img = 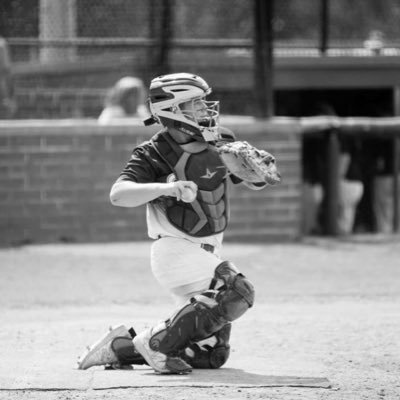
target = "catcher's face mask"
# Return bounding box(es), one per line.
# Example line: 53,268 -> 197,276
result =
179,98 -> 220,141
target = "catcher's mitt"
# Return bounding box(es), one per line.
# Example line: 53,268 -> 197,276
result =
216,141 -> 281,185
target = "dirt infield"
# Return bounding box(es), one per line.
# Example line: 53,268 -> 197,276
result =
1,236 -> 399,399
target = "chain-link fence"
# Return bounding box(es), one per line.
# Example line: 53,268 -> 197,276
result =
1,0 -> 400,119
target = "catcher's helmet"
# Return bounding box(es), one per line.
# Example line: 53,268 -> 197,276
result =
144,73 -> 220,141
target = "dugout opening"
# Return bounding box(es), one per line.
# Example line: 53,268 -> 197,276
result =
275,88 -> 394,118
276,88 -> 398,236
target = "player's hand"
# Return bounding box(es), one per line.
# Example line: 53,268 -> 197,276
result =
165,180 -> 198,201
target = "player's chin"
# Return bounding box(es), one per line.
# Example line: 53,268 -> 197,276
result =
198,119 -> 216,127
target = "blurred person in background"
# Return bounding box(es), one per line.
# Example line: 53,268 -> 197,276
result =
337,150 -> 364,234
372,140 -> 399,233
0,38 -> 17,118
98,76 -> 148,124
363,30 -> 385,56
302,102 -> 364,235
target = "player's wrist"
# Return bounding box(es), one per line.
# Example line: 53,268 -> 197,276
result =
163,182 -> 178,198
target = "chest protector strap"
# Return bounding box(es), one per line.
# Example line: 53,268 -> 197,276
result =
151,130 -> 230,237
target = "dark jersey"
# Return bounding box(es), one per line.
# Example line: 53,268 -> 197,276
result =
117,141 -> 171,184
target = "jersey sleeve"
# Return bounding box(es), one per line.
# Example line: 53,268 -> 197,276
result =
116,142 -> 166,183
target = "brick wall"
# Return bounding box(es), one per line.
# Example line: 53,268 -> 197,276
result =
0,118 -> 302,246
14,88 -> 107,119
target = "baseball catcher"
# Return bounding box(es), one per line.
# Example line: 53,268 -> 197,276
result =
77,72 -> 281,374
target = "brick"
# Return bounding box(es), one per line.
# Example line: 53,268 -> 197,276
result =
0,177 -> 26,190
71,135 -> 94,150
0,137 -> 10,148
8,136 -> 43,148
0,215 -> 40,230
41,136 -> 75,147
28,152 -> 89,166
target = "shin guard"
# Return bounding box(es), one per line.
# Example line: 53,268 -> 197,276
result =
149,261 -> 254,356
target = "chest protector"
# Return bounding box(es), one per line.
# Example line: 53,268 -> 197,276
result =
151,129 -> 230,237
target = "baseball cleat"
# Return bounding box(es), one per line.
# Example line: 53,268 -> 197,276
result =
77,324 -> 131,370
132,328 -> 192,374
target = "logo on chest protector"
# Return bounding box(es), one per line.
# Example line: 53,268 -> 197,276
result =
201,168 -> 217,179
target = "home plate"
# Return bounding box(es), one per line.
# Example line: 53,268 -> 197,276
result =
90,365 -> 331,389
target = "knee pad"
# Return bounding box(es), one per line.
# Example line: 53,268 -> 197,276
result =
213,261 -> 255,321
149,261 -> 254,356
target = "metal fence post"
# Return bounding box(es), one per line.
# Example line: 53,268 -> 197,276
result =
253,0 -> 274,118
319,0 -> 329,55
147,0 -> 173,78
156,0 -> 173,76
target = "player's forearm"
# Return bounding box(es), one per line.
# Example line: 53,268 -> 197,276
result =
110,181 -> 174,207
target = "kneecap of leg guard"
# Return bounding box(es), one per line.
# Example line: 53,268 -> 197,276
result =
214,261 -> 255,321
